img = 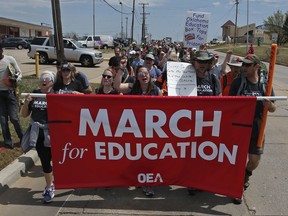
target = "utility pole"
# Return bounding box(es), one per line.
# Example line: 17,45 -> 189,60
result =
126,17 -> 128,39
51,0 -> 66,65
120,1 -> 123,39
234,0 -> 239,45
131,0 -> 135,43
93,0 -> 96,49
139,2 -> 149,44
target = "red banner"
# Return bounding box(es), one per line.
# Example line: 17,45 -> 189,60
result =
47,95 -> 256,198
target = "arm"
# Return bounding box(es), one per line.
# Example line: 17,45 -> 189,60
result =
221,50 -> 232,76
113,69 -> 133,94
21,94 -> 32,118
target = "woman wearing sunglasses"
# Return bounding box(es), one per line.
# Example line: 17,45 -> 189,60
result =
21,70 -> 56,204
95,68 -> 121,95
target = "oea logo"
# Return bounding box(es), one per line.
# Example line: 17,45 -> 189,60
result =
137,173 -> 163,183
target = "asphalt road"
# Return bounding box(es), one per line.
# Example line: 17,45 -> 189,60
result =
0,48 -> 288,216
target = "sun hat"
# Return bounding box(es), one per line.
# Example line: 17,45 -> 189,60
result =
194,51 -> 213,61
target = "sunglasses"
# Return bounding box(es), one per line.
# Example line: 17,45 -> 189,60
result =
102,74 -> 112,79
196,60 -> 209,64
39,77 -> 52,82
138,71 -> 149,76
61,69 -> 71,73
242,63 -> 254,67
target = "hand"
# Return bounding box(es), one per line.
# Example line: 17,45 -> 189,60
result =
24,94 -> 32,104
263,98 -> 276,112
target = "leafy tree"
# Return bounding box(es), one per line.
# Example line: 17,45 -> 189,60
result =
263,10 -> 288,45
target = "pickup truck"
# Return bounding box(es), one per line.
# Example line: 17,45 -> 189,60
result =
27,37 -> 103,67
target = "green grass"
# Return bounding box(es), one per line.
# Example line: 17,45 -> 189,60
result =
215,43 -> 288,66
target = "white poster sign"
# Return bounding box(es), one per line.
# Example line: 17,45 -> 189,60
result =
167,61 -> 197,96
183,11 -> 210,48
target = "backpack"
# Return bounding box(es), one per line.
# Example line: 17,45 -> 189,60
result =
236,69 -> 267,96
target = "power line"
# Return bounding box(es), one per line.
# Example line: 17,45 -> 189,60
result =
102,0 -> 131,15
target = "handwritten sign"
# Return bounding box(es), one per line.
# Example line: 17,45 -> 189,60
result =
167,61 -> 197,96
184,11 -> 210,48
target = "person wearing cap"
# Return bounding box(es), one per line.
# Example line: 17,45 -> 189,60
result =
208,50 -> 232,80
191,51 -> 222,96
53,63 -> 84,94
65,63 -> 92,94
220,56 -> 242,96
131,50 -> 144,71
143,53 -> 162,82
21,70 -> 56,203
229,54 -> 276,204
0,43 -> 23,149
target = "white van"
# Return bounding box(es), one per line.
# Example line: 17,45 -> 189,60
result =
78,35 -> 114,49
98,35 -> 114,49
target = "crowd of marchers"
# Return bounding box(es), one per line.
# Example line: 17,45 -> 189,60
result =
0,40 -> 276,204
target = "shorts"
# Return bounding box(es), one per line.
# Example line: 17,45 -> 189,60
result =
249,119 -> 264,155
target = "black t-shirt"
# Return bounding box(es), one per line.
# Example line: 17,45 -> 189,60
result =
53,79 -> 84,93
29,89 -> 52,124
229,76 -> 275,119
197,73 -> 222,96
95,87 -> 119,95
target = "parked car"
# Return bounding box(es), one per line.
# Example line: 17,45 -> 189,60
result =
0,37 -> 30,49
113,38 -> 129,47
27,36 -> 103,67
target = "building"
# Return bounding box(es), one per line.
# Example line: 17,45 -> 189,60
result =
0,17 -> 52,39
221,20 -> 272,44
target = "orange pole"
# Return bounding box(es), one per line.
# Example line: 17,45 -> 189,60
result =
257,44 -> 277,147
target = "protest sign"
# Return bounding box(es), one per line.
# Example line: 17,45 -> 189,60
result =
47,95 -> 256,199
184,11 -> 210,48
167,61 -> 197,96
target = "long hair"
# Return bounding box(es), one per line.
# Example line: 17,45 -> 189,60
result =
131,65 -> 158,95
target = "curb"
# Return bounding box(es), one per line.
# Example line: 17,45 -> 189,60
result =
0,149 -> 39,193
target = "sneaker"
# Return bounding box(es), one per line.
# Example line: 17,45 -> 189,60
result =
42,182 -> 55,196
233,197 -> 243,205
43,188 -> 55,203
142,186 -> 154,197
244,170 -> 252,190
187,187 -> 202,195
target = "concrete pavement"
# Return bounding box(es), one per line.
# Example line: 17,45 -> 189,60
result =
0,49 -> 288,215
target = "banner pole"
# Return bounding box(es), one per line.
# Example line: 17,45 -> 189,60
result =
21,93 -> 47,98
256,96 -> 287,101
257,44 -> 278,148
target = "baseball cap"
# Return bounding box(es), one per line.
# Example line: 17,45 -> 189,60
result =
129,50 -> 136,55
145,53 -> 155,60
227,57 -> 242,67
61,63 -> 73,71
242,54 -> 261,64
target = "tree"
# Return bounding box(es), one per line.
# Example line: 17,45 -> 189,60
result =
263,10 -> 288,45
63,32 -> 79,40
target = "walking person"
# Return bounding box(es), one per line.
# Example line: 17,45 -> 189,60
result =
229,54 -> 276,204
0,43 -> 23,149
53,63 -> 84,94
95,68 -> 121,95
21,70 -> 56,203
114,65 -> 162,196
220,56 -> 242,96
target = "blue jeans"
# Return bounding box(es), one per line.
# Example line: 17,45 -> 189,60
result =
0,90 -> 23,146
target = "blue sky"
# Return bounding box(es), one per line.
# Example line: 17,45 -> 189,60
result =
0,0 -> 287,42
